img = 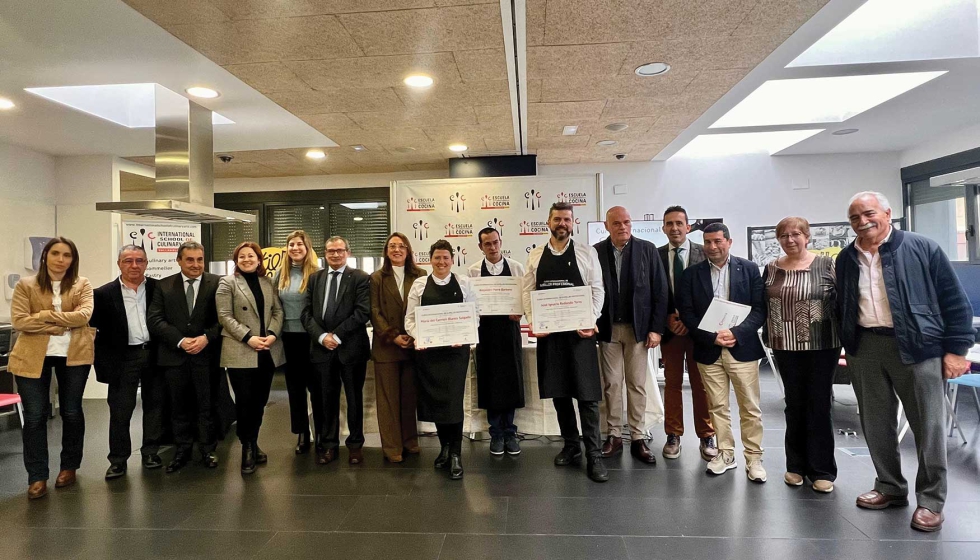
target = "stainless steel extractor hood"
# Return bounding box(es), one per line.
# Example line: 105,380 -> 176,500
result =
97,84 -> 255,224
929,166 -> 980,188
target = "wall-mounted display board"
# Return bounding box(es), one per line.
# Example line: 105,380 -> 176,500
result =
747,220 -> 903,266
587,218 -> 725,247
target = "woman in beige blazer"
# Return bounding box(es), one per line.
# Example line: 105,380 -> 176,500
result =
370,232 -> 426,463
9,237 -> 94,499
216,241 -> 285,475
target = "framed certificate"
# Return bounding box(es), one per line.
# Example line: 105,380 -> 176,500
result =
415,302 -> 480,348
530,286 -> 594,334
470,276 -> 523,316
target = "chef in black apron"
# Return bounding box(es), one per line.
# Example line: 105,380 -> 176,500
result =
404,239 -> 479,480
522,202 -> 608,482
468,227 -> 525,456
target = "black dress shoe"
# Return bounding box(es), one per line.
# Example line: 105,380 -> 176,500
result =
295,433 -> 311,455
241,443 -> 257,475
255,445 -> 268,465
142,454 -> 163,469
433,445 -> 451,470
587,456 -> 609,483
449,453 -> 464,480
202,452 -> 219,469
554,444 -> 583,466
105,463 -> 127,480
316,448 -> 337,465
166,454 -> 189,473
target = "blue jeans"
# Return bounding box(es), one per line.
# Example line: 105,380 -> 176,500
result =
18,357 -> 90,484
487,408 -> 517,439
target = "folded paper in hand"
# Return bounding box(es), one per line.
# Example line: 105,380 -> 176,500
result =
698,298 -> 752,332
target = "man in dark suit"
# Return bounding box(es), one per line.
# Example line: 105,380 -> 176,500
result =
301,236 -> 371,465
147,241 -> 223,472
594,206 -> 668,463
90,245 -> 164,479
658,206 -> 716,462
677,223 -> 767,482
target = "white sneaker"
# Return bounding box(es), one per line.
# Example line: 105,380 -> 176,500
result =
746,461 -> 768,483
706,453 -> 737,475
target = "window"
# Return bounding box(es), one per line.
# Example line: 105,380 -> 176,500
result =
209,208 -> 259,275
909,180 -> 971,261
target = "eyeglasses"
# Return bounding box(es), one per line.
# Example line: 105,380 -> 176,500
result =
387,244 -> 408,251
777,232 -> 806,241
325,249 -> 348,255
121,259 -> 147,265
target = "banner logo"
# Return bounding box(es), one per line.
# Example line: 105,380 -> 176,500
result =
449,192 -> 466,213
454,246 -> 468,267
525,243 -> 539,254
444,222 -> 474,238
557,191 -> 588,206
524,189 -> 543,210
486,218 -> 505,237
481,194 -> 510,209
414,251 -> 431,265
262,247 -> 285,278
501,249 -> 512,259
519,220 -> 550,236
407,197 -> 436,212
412,219 -> 430,241
574,217 -> 582,236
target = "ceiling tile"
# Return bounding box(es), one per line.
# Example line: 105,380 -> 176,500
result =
435,0 -> 497,5
527,44 -> 630,79
527,135 -> 592,149
423,124 -> 513,144
298,112 -> 362,134
533,148 -> 585,165
394,80 -> 511,109
406,162 -> 450,171
213,162 -> 280,178
475,104 -> 514,126
526,0 -> 546,46
618,38 -> 705,73
526,79 -> 543,103
599,97 -> 666,120
534,121 -> 598,138
223,62 -> 312,93
619,67 -> 699,97
528,101 -> 605,122
267,88 -> 405,114
354,163 -> 413,173
217,149 -> 304,166
698,34 -> 785,71
122,0 -> 229,25
667,69 -> 745,112
733,0 -> 829,37
337,5 -> 503,56
454,49 -> 509,82
655,113 -> 701,129
284,53 -> 461,90
208,0 -> 436,20
349,107 -> 478,129
483,137 -> 520,152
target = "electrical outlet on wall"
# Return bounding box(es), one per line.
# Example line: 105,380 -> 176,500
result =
5,273 -> 21,301
613,184 -> 628,195
792,178 -> 810,190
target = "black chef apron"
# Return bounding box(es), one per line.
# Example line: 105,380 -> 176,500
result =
475,259 -> 525,410
414,274 -> 471,424
534,240 -> 602,401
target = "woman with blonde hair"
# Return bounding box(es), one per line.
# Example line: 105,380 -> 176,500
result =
9,237 -> 95,499
274,230 -> 322,454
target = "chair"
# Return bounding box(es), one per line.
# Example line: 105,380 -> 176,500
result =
0,393 -> 25,428
947,374 -> 980,439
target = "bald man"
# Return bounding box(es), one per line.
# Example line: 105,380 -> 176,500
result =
594,206 -> 669,462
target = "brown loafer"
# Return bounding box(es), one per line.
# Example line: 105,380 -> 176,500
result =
28,480 -> 48,500
600,436 -> 623,457
348,448 -> 363,465
55,469 -> 76,489
385,454 -> 404,463
856,490 -> 909,510
316,448 -> 336,465
630,440 -> 657,464
911,507 -> 944,532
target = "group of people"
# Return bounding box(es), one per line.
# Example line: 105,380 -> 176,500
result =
7,191 -> 974,532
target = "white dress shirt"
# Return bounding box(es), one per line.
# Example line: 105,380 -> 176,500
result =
177,273 -> 203,348
856,227 -> 895,328
404,272 -> 479,340
467,257 -> 527,279
119,276 -> 149,345
45,281 -> 71,357
709,256 -> 731,301
391,265 -> 406,299
318,265 -> 348,346
667,239 -> 691,291
522,239 -> 605,326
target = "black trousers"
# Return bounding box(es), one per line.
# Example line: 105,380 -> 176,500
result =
436,421 -> 464,455
487,408 -> 517,438
553,398 -> 602,459
282,332 -> 323,435
314,354 -> 367,450
107,346 -> 165,464
19,357 -> 89,483
773,348 -> 841,482
166,361 -> 216,455
227,364 -> 275,444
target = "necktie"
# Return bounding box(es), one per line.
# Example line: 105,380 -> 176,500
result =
324,271 -> 339,319
673,247 -> 685,292
185,278 -> 197,315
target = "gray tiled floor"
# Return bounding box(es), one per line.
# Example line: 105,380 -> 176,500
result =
1,367 -> 979,560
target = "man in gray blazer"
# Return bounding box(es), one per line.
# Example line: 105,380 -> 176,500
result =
657,206 -> 716,462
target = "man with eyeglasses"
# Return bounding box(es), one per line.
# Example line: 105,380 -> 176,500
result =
90,244 -> 165,479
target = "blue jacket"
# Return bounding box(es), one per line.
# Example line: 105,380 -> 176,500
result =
836,229 -> 975,365
677,255 -> 767,365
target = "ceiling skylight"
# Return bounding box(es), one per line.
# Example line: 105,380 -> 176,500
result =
24,84 -> 234,128
672,130 -> 824,158
789,0 -> 980,67
709,72 -> 946,129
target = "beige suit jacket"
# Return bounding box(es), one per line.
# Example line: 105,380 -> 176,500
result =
216,274 -> 286,369
9,276 -> 95,378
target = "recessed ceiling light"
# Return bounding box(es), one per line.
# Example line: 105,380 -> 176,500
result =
319,206 -> 325,210
709,72 -> 946,128
306,149 -> 326,160
351,145 -> 367,152
0,98 -> 14,110
832,128 -> 860,135
605,123 -> 629,132
562,125 -> 579,136
185,86 -> 220,99
448,144 -> 468,153
673,130 -> 825,158
635,62 -> 670,77
393,146 -> 416,153
353,216 -> 364,222
404,75 -> 434,88
342,202 -> 381,210
596,140 -> 618,146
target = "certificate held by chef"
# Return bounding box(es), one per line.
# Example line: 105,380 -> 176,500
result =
470,276 -> 523,315
530,286 -> 594,334
415,302 -> 480,347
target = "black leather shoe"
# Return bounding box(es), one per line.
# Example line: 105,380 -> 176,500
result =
105,463 -> 127,480
202,452 -> 219,469
295,433 -> 311,455
554,444 -> 583,466
449,453 -> 464,480
166,453 -> 189,473
255,445 -> 268,465
241,443 -> 256,475
587,456 -> 609,483
433,445 -> 451,470
142,454 -> 163,469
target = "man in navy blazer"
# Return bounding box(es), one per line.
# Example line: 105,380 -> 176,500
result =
677,223 -> 767,482
594,206 -> 668,463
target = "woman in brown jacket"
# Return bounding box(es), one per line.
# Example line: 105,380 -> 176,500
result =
370,232 -> 426,463
9,237 -> 95,499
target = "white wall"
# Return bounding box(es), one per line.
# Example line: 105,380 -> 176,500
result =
901,122 -> 980,167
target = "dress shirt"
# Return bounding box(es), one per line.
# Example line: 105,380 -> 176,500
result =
612,239 -> 630,289
318,265 -> 347,346
521,239 -> 605,326
709,256 -> 731,301
391,265 -> 406,299
667,239 -> 691,291
856,227 -> 894,328
45,280 -> 71,357
467,257 -> 527,278
404,272 -> 479,340
119,276 -> 149,345
177,273 -> 203,348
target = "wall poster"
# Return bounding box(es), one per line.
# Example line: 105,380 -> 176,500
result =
587,218 -> 725,247
123,220 -> 201,279
747,219 -> 903,266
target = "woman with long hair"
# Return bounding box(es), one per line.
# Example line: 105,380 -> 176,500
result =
274,230 -> 322,454
9,237 -> 95,499
216,242 -> 286,474
369,232 -> 426,463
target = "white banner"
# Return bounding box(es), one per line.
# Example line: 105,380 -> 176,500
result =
393,175 -> 600,274
587,218 -> 725,248
123,220 -> 201,279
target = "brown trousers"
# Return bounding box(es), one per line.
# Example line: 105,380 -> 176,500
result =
662,333 -> 714,438
374,360 -> 420,459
